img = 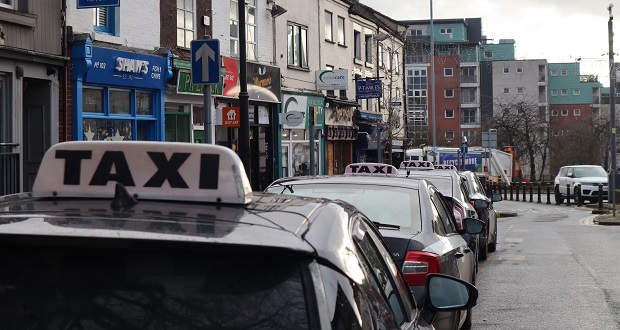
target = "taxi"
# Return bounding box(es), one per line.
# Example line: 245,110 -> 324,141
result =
265,162 -> 484,330
0,142 -> 477,329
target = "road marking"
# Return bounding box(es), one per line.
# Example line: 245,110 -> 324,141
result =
579,215 -> 597,226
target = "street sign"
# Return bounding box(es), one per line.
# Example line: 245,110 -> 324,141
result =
482,130 -> 497,148
191,39 -> 220,85
461,140 -> 468,154
356,80 -> 383,99
77,0 -> 119,8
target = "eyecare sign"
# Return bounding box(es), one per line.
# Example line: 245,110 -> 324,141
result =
84,47 -> 170,89
316,70 -> 348,90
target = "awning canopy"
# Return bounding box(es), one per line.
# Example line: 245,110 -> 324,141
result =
355,110 -> 383,123
325,96 -> 361,108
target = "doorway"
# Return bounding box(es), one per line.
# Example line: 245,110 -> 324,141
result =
22,78 -> 51,191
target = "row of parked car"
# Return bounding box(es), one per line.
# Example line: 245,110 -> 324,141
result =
0,142 -> 499,329
266,160 -> 503,330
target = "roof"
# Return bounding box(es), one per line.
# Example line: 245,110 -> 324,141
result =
271,174 -> 425,190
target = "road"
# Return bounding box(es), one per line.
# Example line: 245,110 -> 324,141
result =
473,200 -> 620,329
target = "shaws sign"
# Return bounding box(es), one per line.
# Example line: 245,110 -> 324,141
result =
316,70 -> 348,90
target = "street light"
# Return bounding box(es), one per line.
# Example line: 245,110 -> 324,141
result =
430,0 -> 436,149
608,3 -> 617,215
374,33 -> 389,163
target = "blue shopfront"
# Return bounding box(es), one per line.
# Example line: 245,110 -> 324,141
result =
71,35 -> 173,141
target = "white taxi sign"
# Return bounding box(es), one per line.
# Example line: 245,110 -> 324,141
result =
31,141 -> 253,204
399,160 -> 435,170
344,163 -> 398,176
435,164 -> 457,170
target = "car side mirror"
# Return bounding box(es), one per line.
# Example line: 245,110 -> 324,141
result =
473,199 -> 489,209
424,273 -> 478,312
463,217 -> 485,235
492,193 -> 502,202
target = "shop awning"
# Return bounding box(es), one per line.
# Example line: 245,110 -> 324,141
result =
325,96 -> 360,108
355,109 -> 383,123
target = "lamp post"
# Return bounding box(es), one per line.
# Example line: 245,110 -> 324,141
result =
430,0 -> 436,148
609,3 -> 617,216
238,0 -> 251,181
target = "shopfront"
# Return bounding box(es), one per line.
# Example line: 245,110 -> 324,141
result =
324,96 -> 358,175
280,92 -> 325,177
71,36 -> 173,141
355,110 -> 386,163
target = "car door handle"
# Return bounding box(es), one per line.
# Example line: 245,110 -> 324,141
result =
455,252 -> 465,258
463,248 -> 472,254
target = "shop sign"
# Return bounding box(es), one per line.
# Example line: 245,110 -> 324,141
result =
327,126 -> 356,140
246,62 -> 281,102
282,94 -> 325,129
325,107 -> 354,126
222,107 -> 240,127
316,70 -> 348,90
356,80 -> 383,99
85,47 -> 170,89
222,57 -> 240,98
177,70 -> 223,95
77,0 -> 119,8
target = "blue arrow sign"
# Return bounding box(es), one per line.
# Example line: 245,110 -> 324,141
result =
461,141 -> 468,154
191,39 -> 220,85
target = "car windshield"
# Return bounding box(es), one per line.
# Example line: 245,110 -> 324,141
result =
268,183 -> 422,231
573,167 -> 607,178
0,244 -> 311,329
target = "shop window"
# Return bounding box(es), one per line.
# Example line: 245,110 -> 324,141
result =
83,87 -> 103,113
110,90 -> 130,114
137,91 -> 153,115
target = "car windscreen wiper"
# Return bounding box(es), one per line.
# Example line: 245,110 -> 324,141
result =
372,221 -> 401,230
280,185 -> 294,194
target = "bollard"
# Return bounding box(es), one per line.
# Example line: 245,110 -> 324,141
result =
515,183 -> 520,201
537,183 -> 542,203
510,183 -> 514,200
546,184 -> 551,204
576,185 -> 582,206
566,184 -> 571,206
529,183 -> 534,202
598,183 -> 604,211
503,183 -> 508,200
522,182 -> 527,202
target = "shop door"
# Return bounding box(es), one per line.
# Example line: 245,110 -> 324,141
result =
250,127 -> 273,191
165,112 -> 191,142
0,74 -> 20,195
22,78 -> 51,191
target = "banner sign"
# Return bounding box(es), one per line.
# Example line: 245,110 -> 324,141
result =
356,80 -> 383,99
439,153 -> 483,172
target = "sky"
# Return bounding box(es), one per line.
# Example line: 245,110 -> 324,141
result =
360,0 -> 616,87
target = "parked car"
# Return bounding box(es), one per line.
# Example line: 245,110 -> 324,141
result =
459,170 -> 502,256
0,142 -> 479,329
265,162 -> 484,330
554,165 -> 608,204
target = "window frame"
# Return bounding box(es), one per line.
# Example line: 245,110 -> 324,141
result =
503,67 -> 510,74
484,50 -> 493,59
517,87 -> 524,95
287,22 -> 309,69
354,30 -> 362,62
560,89 -> 568,96
552,109 -> 559,116
444,130 -> 455,140
560,69 -> 568,76
445,109 -> 454,118
573,89 -> 581,96
439,28 -> 453,34
230,0 -> 256,60
365,34 -> 373,64
551,89 -> 558,96
503,88 -> 510,94
94,7 -> 116,35
550,69 -> 558,76
444,68 -> 453,77
444,89 -> 454,98
516,67 -> 524,74
0,0 -> 14,10
324,11 -> 333,42
561,109 -> 569,116
176,0 -> 195,49
337,16 -> 345,45
574,108 -> 581,116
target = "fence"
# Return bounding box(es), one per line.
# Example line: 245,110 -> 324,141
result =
1,143 -> 20,196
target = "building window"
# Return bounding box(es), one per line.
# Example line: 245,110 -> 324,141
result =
444,89 -> 454,98
550,69 -> 558,76
365,34 -> 372,63
378,43 -> 383,68
461,109 -> 477,124
354,30 -> 362,61
445,130 -> 455,140
440,28 -> 452,34
573,89 -> 581,96
503,88 -> 510,94
393,52 -> 400,74
484,50 -> 493,59
561,109 -> 568,116
410,29 -> 423,36
503,67 -> 510,74
230,0 -> 256,60
177,0 -> 194,48
551,89 -> 558,96
574,108 -> 581,116
561,89 -> 568,96
0,0 -> 14,9
288,23 -> 308,68
94,7 -> 116,35
516,67 -> 523,74
325,11 -> 333,42
517,87 -> 524,94
560,69 -> 568,76
445,109 -> 454,118
552,109 -> 559,116
337,16 -> 345,45
444,68 -> 453,77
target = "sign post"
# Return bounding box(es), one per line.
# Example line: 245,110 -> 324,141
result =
191,38 -> 220,144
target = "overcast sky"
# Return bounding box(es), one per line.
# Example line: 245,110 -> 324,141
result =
360,0 -> 616,86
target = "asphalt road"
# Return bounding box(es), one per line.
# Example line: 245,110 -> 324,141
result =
472,200 -> 620,329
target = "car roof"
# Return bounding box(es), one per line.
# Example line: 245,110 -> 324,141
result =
270,174 -> 426,189
0,142 -> 370,281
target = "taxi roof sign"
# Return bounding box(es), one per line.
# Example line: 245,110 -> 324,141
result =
399,160 -> 435,170
32,141 -> 253,204
435,164 -> 457,170
344,163 -> 398,176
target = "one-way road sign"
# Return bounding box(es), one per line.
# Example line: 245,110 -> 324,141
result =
191,39 -> 220,85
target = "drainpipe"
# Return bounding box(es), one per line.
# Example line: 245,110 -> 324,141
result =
61,0 -> 68,142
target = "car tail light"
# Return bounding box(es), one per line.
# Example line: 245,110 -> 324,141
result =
453,202 -> 465,230
401,251 -> 441,286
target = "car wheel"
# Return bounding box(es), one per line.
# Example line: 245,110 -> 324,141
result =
478,232 -> 488,261
488,219 -> 497,252
555,185 -> 564,205
461,308 -> 473,330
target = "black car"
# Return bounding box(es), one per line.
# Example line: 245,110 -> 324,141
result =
459,171 -> 502,257
265,162 -> 484,330
0,141 -> 478,329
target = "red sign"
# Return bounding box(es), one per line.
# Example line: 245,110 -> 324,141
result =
222,107 -> 240,127
222,57 -> 239,97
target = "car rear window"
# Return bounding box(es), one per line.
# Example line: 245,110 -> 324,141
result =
0,242 -> 311,329
274,183 -> 422,231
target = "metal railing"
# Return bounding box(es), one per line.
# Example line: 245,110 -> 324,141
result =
1,143 -> 20,196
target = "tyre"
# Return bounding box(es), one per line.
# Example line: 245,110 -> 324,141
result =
555,185 -> 564,204
461,308 -> 472,329
488,217 -> 497,252
478,231 -> 488,261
